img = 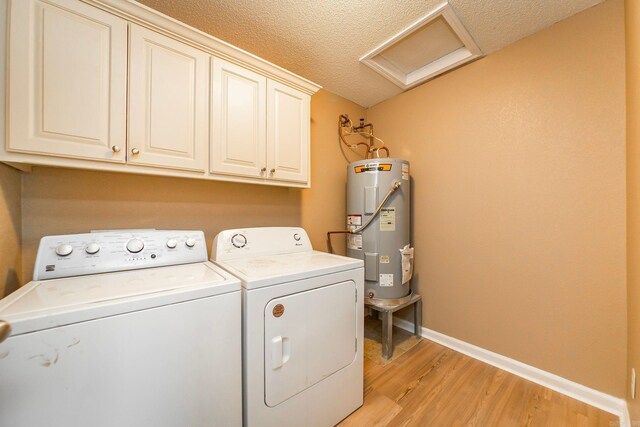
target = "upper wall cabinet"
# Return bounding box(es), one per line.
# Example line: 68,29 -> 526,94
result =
211,58 -> 267,178
8,0 -> 128,162
128,24 -> 210,172
2,0 -> 321,187
210,58 -> 311,185
267,80 -> 310,184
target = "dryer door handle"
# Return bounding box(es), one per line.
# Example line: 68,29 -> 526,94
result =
271,336 -> 290,369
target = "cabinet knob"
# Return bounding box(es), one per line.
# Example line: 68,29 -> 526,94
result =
261,167 -> 267,174
131,148 -> 140,155
111,145 -> 121,153
270,168 -> 276,175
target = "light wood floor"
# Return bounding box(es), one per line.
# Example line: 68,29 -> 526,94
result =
339,319 -> 618,427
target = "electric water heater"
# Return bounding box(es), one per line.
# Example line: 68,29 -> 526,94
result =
346,158 -> 413,300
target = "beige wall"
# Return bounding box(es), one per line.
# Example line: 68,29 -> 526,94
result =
0,163 -> 21,297
626,0 -> 640,420
19,89 -> 364,282
302,90 -> 366,254
0,0 -> 19,297
21,167 -> 301,281
367,0 -> 627,396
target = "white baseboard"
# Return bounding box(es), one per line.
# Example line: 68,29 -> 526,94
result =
392,317 -> 629,425
621,405 -> 631,427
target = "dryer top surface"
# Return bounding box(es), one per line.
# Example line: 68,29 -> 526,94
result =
215,251 -> 363,289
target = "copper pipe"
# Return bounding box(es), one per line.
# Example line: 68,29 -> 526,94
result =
375,146 -> 390,158
353,122 -> 375,152
353,122 -> 373,133
338,120 -> 370,159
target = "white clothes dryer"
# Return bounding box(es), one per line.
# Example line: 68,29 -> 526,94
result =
211,227 -> 364,427
0,230 -> 242,427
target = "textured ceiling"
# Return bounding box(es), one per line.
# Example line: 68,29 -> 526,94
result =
136,0 -> 604,107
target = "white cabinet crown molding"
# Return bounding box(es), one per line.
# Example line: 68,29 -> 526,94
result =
82,0 -> 321,96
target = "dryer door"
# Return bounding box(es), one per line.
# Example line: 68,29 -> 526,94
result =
264,280 -> 357,407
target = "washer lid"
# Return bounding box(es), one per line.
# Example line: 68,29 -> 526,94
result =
0,262 -> 240,335
216,251 -> 363,289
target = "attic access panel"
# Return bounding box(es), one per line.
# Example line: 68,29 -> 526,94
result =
360,2 -> 481,90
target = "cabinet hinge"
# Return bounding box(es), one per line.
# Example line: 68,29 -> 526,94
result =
355,338 -> 358,352
355,288 -> 358,303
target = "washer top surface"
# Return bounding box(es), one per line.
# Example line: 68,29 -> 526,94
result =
1,230 -> 242,336
211,227 -> 363,289
1,262 -> 240,336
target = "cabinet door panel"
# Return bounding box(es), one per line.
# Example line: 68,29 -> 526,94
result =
267,80 -> 310,184
128,24 -> 209,172
211,58 -> 266,178
8,0 -> 127,162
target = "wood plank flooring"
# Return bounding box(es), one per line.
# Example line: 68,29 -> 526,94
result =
339,318 -> 618,427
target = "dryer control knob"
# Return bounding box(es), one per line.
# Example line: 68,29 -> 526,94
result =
55,244 -> 73,257
231,234 -> 247,248
85,243 -> 100,255
293,233 -> 301,241
126,238 -> 144,253
185,238 -> 197,248
166,239 -> 178,249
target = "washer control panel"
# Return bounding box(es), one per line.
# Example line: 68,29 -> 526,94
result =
211,227 -> 312,262
33,230 -> 207,280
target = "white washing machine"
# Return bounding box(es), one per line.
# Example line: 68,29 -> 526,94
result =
211,227 -> 365,427
0,230 -> 242,427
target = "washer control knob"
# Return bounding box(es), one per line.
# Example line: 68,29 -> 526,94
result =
231,234 -> 247,248
85,243 -> 100,255
55,244 -> 73,257
166,239 -> 178,249
185,238 -> 197,248
293,233 -> 301,241
126,238 -> 144,253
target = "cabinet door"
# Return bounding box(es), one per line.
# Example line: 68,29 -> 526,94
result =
267,80 -> 310,184
211,58 -> 267,178
8,0 -> 127,162
128,24 -> 209,172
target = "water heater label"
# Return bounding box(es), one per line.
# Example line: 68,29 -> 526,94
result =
402,163 -> 409,180
379,273 -> 394,287
354,163 -> 392,173
347,234 -> 362,250
380,207 -> 396,231
347,214 -> 362,226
